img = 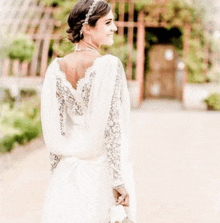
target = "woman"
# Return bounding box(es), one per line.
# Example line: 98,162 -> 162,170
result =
40,0 -> 136,222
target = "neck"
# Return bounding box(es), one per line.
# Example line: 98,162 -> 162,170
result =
78,39 -> 100,52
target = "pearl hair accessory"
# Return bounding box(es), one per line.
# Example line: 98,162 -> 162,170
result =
79,0 -> 105,37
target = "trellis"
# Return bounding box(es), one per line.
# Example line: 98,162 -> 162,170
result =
0,0 -> 138,79
0,0 -> 199,104
0,0 -> 56,78
111,0 -> 192,103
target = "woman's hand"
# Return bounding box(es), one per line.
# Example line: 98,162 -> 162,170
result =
113,187 -> 129,207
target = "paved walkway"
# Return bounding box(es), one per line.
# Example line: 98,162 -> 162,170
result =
1,102 -> 220,222
136,99 -> 184,112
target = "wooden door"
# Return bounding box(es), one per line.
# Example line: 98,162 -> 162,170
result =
145,44 -> 177,99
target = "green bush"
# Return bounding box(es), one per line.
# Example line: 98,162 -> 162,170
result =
42,0 -> 60,7
18,96 -> 40,120
185,39 -> 206,83
0,96 -> 42,153
13,118 -> 40,141
20,89 -> 37,99
0,135 -> 17,152
53,39 -> 74,57
3,89 -> 16,109
7,34 -> 35,62
203,92 -> 220,110
0,124 -> 22,136
14,133 -> 27,145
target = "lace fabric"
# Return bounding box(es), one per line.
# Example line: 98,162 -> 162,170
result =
104,64 -> 124,188
49,152 -> 61,174
52,57 -> 124,188
41,55 -> 136,223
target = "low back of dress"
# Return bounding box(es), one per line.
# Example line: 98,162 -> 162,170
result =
54,55 -> 105,160
57,53 -> 100,90
56,53 -> 100,116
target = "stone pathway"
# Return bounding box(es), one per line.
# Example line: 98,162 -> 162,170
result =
1,106 -> 220,222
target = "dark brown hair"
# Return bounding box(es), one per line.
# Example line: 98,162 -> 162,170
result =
66,0 -> 111,43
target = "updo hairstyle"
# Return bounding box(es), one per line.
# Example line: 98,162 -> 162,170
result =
66,0 -> 111,43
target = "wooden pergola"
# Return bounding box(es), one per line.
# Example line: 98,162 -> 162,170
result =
0,0 -> 206,106
0,0 -> 56,78
110,0 -> 192,105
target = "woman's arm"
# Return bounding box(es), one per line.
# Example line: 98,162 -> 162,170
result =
103,59 -> 125,189
49,152 -> 61,174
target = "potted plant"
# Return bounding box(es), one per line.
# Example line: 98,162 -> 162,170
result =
203,92 -> 220,111
7,34 -> 35,63
3,34 -> 35,104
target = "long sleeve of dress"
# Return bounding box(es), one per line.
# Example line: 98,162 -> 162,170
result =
49,152 -> 61,174
103,59 -> 125,189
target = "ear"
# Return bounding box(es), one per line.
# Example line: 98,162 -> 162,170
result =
82,24 -> 92,36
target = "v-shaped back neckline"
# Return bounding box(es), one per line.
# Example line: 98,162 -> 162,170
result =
55,56 -> 103,93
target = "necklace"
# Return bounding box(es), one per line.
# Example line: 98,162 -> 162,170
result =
74,43 -> 100,55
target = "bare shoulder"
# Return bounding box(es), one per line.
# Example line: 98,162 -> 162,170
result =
57,52 -> 102,87
59,53 -> 118,68
60,52 -> 101,71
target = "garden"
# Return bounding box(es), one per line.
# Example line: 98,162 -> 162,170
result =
1,0 -> 220,156
0,91 -> 42,153
0,34 -> 41,154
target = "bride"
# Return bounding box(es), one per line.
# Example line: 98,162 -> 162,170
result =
40,0 -> 136,222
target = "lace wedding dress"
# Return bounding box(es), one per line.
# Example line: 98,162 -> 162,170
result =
40,54 -> 136,223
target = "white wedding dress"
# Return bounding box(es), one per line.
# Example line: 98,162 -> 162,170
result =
40,54 -> 136,223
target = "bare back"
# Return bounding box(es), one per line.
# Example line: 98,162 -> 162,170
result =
58,52 -> 101,90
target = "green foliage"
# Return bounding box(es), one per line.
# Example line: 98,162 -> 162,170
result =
13,118 -> 40,141
0,108 -> 25,127
3,89 -> 16,109
41,0 -> 77,33
53,39 -> 74,57
144,31 -> 158,72
0,28 -> 11,59
186,35 -> 206,83
165,0 -> 198,25
54,1 -> 77,24
134,0 -> 153,11
136,0 -> 206,82
20,89 -> 37,98
145,31 -> 158,49
14,134 -> 27,145
101,35 -> 137,77
41,0 -> 61,7
184,39 -> 206,83
40,0 -> 208,83
133,0 -> 206,82
0,124 -> 21,134
42,0 -> 77,7
0,135 -> 17,153
18,95 -> 41,120
6,34 -> 35,62
171,36 -> 183,54
203,92 -> 220,110
0,96 -> 42,154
